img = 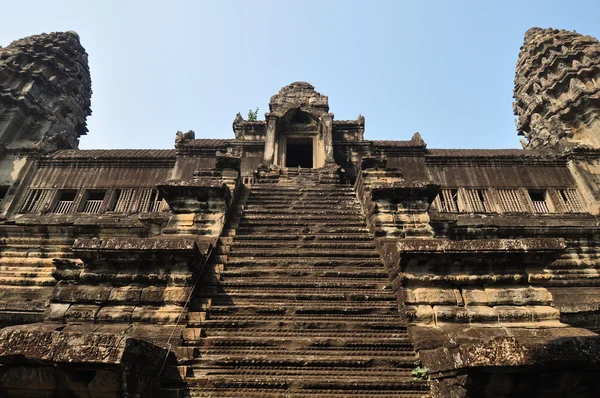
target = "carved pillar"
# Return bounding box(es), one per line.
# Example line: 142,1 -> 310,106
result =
322,113 -> 334,163
263,114 -> 277,164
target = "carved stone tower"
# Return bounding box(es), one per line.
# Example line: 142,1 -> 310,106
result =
514,28 -> 600,151
0,31 -> 92,152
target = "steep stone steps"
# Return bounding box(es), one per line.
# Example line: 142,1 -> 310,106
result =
233,233 -> 374,241
216,269 -> 389,279
228,248 -> 380,258
238,216 -> 364,229
215,277 -> 389,288
242,206 -> 362,212
200,305 -> 398,317
186,376 -> 427,398
239,214 -> 365,222
235,226 -> 370,234
244,197 -> 357,204
224,258 -> 384,267
230,240 -> 377,249
182,173 -> 428,397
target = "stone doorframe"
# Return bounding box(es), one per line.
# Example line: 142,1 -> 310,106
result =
275,133 -> 325,169
264,112 -> 333,168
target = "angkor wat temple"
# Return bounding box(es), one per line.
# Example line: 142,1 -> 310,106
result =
1,27 -> 600,397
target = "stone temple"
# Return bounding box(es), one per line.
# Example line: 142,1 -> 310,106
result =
2,27 -> 600,397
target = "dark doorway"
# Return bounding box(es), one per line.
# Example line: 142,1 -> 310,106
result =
286,138 -> 313,168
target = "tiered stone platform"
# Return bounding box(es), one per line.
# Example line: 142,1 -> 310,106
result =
176,169 -> 429,397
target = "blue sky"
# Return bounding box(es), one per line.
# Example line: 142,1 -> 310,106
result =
2,0 -> 600,150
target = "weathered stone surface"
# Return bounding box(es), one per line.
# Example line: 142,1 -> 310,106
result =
514,27 -> 600,151
0,31 -> 91,152
2,28 -> 600,397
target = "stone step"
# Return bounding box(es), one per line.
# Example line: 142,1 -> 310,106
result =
237,219 -> 367,227
548,259 -> 600,268
537,276 -> 600,286
197,349 -> 417,361
209,289 -> 394,299
0,257 -> 62,266
202,298 -> 399,311
216,269 -> 389,279
0,265 -> 56,272
250,184 -> 353,190
240,213 -> 364,221
0,269 -> 54,279
214,279 -> 389,290
246,196 -> 356,202
228,249 -> 380,258
544,267 -> 600,274
243,205 -> 362,211
225,258 -> 383,267
202,315 -> 403,327
0,250 -> 73,259
249,189 -> 355,195
201,335 -> 411,348
194,354 -> 417,369
235,226 -> 370,234
199,305 -> 397,318
184,376 -> 428,398
232,233 -> 374,241
245,197 -> 356,204
195,328 -> 408,339
186,388 -> 427,398
0,275 -> 56,286
230,241 -> 376,249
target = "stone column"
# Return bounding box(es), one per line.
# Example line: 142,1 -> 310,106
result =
263,114 -> 277,164
322,113 -> 334,163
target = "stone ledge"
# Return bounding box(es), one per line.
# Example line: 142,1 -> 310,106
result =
0,328 -> 166,368
410,324 -> 600,375
393,237 -> 566,253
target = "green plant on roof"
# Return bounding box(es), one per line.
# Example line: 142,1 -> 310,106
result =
247,107 -> 259,121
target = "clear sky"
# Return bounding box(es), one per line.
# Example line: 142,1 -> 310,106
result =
2,0 -> 600,150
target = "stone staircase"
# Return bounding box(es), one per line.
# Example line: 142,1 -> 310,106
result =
180,168 -> 429,397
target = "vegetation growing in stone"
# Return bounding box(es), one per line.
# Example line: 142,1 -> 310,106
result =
411,365 -> 429,380
247,107 -> 259,121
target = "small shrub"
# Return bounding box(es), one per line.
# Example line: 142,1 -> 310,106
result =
247,107 -> 259,121
411,365 -> 428,380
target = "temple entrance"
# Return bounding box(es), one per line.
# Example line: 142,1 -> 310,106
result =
285,137 -> 313,168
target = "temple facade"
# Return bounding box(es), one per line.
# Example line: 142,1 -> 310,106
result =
0,28 -> 600,397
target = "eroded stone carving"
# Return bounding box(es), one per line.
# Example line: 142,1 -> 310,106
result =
0,31 -> 91,152
514,27 -> 600,151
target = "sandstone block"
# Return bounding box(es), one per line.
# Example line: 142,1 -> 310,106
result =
434,305 -> 469,323
485,287 -> 552,306
495,305 -> 532,323
467,306 -> 498,323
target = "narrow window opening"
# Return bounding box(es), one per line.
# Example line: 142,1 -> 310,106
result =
437,189 -> 459,212
497,189 -> 527,213
140,188 -> 167,212
464,189 -> 494,213
21,189 -> 51,213
108,189 -> 135,213
528,190 -> 549,213
557,188 -> 584,213
80,190 -> 106,213
52,190 -> 77,214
